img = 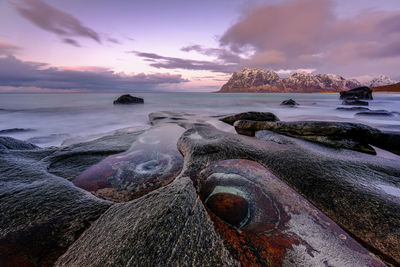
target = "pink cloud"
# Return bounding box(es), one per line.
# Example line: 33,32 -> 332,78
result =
11,0 -> 100,46
0,40 -> 21,56
218,0 -> 400,73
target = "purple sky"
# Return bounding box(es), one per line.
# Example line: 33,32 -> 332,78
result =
0,0 -> 399,92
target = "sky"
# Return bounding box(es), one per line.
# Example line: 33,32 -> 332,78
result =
0,0 -> 399,92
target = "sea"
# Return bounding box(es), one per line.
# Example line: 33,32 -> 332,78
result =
0,92 -> 399,147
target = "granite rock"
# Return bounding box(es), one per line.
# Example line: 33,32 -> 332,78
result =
55,177 -> 239,267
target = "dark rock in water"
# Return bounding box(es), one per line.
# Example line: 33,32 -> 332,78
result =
340,86 -> 373,100
0,128 -> 34,134
0,136 -> 38,150
233,120 -> 379,154
219,111 -> 279,125
342,99 -> 369,106
55,177 -> 238,266
113,94 -> 144,104
0,145 -> 112,267
336,107 -> 370,111
356,110 -> 393,116
281,99 -> 298,106
177,124 -> 390,266
72,124 -> 184,202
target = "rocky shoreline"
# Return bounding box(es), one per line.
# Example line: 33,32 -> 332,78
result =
1,108 -> 399,266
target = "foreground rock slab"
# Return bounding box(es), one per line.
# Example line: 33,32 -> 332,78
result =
56,177 -> 238,267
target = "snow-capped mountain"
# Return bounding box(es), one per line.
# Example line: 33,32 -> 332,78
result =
219,68 -> 361,93
366,75 -> 397,87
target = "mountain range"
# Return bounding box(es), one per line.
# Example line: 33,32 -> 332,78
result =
218,68 -> 398,93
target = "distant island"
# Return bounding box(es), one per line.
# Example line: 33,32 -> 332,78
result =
218,68 -> 400,93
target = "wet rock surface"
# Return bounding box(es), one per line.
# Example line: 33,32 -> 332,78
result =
113,94 -> 144,104
340,86 -> 373,100
0,136 -> 39,150
73,124 -> 184,202
336,107 -> 370,111
233,120 -> 380,154
219,111 -> 279,125
45,128 -> 145,180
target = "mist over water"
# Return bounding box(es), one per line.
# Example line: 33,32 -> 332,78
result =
0,92 -> 399,147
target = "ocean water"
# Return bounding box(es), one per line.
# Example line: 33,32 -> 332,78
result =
0,92 -> 399,147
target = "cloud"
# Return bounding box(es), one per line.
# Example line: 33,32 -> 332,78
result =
107,37 -> 122,45
11,0 -> 101,45
63,38 -> 81,47
0,40 -> 21,55
130,51 -> 238,73
181,44 -> 242,63
0,56 -> 187,92
219,0 -> 400,70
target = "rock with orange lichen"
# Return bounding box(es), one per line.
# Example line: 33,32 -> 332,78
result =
177,121 -> 399,265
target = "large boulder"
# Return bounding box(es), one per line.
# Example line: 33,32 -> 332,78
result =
113,94 -> 144,104
340,86 -> 373,100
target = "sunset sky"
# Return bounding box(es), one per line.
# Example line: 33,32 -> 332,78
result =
0,0 -> 399,92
